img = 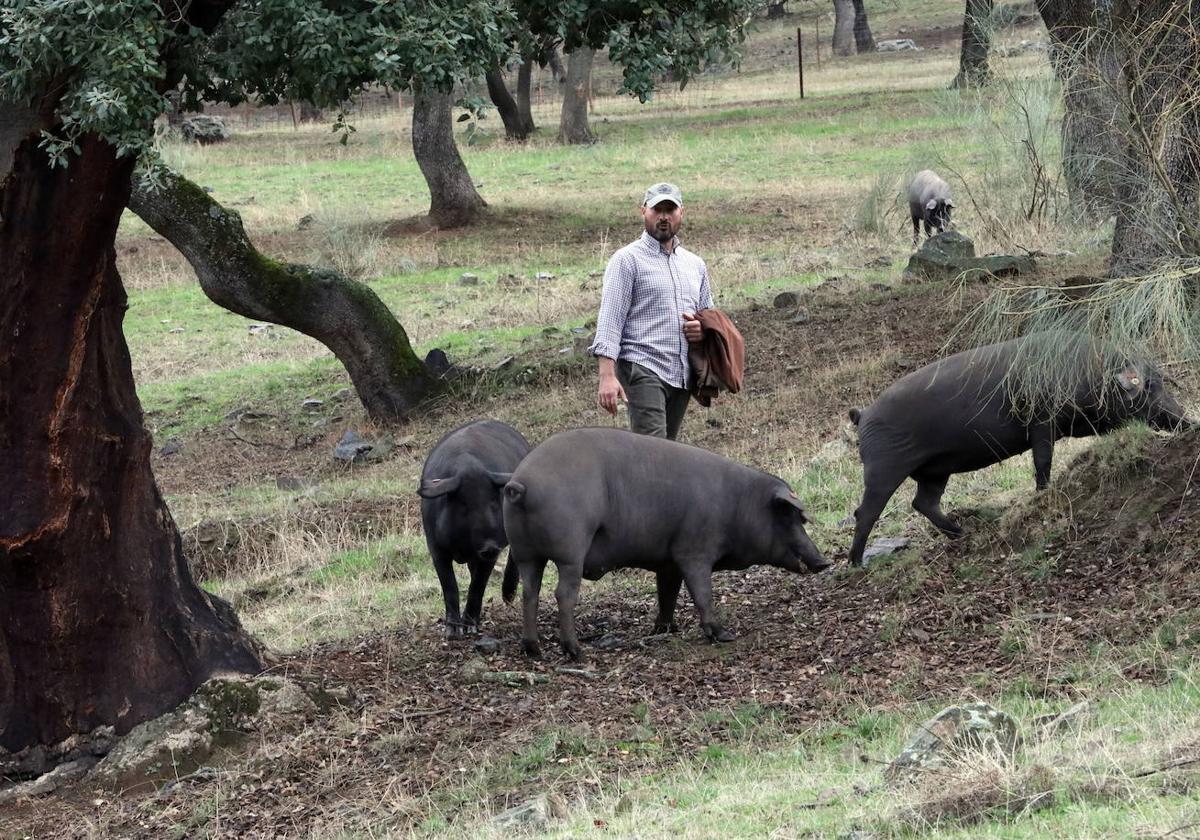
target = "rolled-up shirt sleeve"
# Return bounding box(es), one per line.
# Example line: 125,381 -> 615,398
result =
588,251 -> 634,359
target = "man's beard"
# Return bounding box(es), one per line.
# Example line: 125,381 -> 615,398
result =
647,221 -> 677,242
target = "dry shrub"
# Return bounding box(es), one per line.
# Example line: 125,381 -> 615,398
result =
903,762 -> 1057,828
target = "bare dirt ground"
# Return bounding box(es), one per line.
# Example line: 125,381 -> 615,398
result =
6,259 -> 1200,838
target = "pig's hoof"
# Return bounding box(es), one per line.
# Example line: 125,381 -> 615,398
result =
462,620 -> 479,635
652,620 -> 679,635
705,626 -> 736,644
562,642 -> 583,661
445,621 -> 466,639
521,639 -> 542,658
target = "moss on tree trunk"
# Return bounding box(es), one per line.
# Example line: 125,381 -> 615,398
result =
127,169 -> 439,420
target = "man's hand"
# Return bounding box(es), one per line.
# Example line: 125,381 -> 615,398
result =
682,311 -> 703,344
598,372 -> 626,416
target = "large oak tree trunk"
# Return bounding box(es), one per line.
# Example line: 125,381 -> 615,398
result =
559,48 -> 596,144
485,67 -> 533,141
411,89 -> 487,228
852,0 -> 876,53
1036,0 -> 1124,219
127,169 -> 439,421
1108,0 -> 1200,275
950,0 -> 994,88
0,108 -> 262,751
832,0 -> 856,56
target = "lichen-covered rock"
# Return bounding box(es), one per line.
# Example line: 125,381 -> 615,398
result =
904,233 -> 1036,283
886,702 -> 1022,782
493,793 -> 568,830
903,231 -> 976,281
93,676 -> 315,790
179,114 -> 231,144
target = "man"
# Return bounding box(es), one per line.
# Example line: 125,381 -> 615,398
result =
589,182 -> 713,440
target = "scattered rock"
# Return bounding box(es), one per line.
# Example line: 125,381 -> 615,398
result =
179,114 -> 230,144
572,328 -> 594,355
333,430 -> 374,464
329,387 -> 354,403
159,437 -> 183,457
905,232 -> 1036,283
248,323 -> 274,336
886,702 -> 1022,782
296,214 -> 315,231
301,398 -> 324,413
493,793 -> 568,831
474,636 -> 502,655
535,271 -> 555,281
876,38 -> 920,52
458,659 -> 549,687
168,327 -> 185,334
494,356 -> 515,370
93,676 -> 315,791
458,272 -> 480,286
0,757 -> 98,806
863,537 -> 911,563
773,291 -> 801,309
425,348 -> 459,380
791,310 -> 811,325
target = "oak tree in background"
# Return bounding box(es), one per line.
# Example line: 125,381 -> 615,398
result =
950,0 -> 994,88
559,47 -> 597,144
832,0 -> 856,56
852,0 -> 876,53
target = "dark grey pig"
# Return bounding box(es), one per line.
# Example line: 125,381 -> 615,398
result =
847,338 -> 1190,566
501,428 -> 831,659
907,169 -> 955,247
418,419 -> 531,637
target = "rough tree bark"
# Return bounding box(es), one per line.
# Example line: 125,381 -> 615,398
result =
411,89 -> 487,228
1108,0 -> 1200,275
0,106 -> 263,751
832,0 -> 856,56
517,59 -> 536,135
1035,0 -> 1124,219
766,1 -> 787,18
485,66 -> 533,141
852,0 -> 876,53
950,0 -> 994,88
127,169 -> 439,421
559,47 -> 596,144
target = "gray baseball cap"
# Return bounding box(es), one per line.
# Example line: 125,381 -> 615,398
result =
643,182 -> 683,208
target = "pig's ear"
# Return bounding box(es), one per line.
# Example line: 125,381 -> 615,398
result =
772,488 -> 809,524
418,475 -> 461,499
926,199 -> 938,211
487,471 -> 513,488
945,199 -> 955,209
1116,366 -> 1145,395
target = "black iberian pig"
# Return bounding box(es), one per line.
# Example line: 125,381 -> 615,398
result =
907,169 -> 955,247
418,420 -> 531,636
847,337 -> 1190,566
501,428 -> 831,659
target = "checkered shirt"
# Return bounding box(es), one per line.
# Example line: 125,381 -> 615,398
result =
589,230 -> 714,389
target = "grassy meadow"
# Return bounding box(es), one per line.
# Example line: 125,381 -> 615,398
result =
55,2 -> 1200,837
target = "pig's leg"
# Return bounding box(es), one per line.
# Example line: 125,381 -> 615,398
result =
518,555 -> 547,657
681,566 -> 734,643
653,567 -> 684,633
1030,423 -> 1054,490
911,473 -> 961,537
555,560 -> 585,660
848,467 -> 907,566
462,557 -> 497,634
912,216 -> 920,248
431,547 -> 463,638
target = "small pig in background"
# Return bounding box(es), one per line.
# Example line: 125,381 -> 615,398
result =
907,169 -> 955,247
